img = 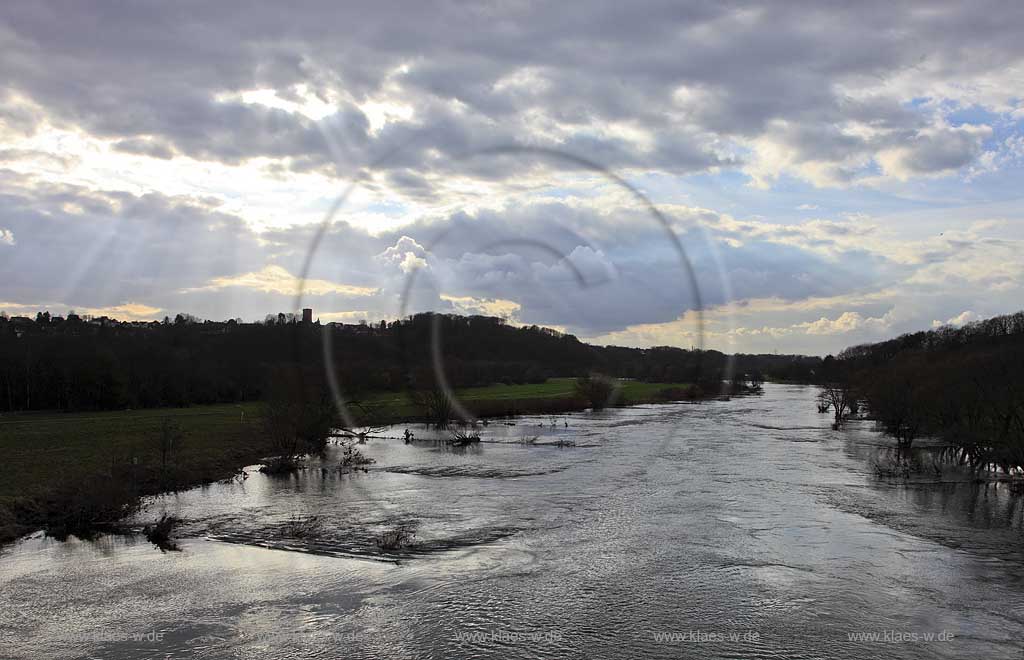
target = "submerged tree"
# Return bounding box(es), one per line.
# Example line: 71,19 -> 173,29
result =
820,382 -> 856,429
818,355 -> 857,429
413,386 -> 455,427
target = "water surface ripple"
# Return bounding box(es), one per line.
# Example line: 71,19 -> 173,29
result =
1,384 -> 1023,658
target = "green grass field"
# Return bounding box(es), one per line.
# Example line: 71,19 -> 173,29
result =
365,378 -> 691,408
0,378 -> 694,543
0,403 -> 265,502
357,378 -> 580,414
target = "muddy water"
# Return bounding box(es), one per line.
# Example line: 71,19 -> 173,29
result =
1,384 -> 1023,659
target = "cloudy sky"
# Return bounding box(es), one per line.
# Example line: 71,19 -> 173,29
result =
2,1 -> 1023,355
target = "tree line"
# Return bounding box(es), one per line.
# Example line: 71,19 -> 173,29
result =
826,310 -> 1024,474
0,310 -> 821,413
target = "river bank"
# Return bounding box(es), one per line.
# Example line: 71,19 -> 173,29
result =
0,378 -> 703,546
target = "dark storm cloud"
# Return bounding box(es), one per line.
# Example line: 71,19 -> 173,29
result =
4,1 -> 1019,182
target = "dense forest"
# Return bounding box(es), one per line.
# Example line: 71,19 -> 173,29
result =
0,311 -> 821,413
830,310 -> 1024,474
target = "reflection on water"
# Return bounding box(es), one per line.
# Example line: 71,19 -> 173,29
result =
1,384 -> 1023,659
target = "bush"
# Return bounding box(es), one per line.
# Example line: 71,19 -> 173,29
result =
340,442 -> 375,468
414,388 -> 454,427
261,367 -> 338,467
574,375 -> 617,409
259,455 -> 303,474
144,515 -> 180,552
376,525 -> 416,552
448,429 -> 481,446
38,465 -> 143,540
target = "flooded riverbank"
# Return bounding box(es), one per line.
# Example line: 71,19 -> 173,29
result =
1,384 -> 1022,659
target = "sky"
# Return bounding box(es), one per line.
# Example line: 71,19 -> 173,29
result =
1,1 -> 1023,356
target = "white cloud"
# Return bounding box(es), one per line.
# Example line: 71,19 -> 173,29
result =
932,310 -> 980,328
0,301 -> 162,320
183,265 -> 377,297
318,310 -> 373,323
377,236 -> 430,275
795,310 -> 895,335
0,228 -> 14,245
440,294 -> 521,319
76,302 -> 163,320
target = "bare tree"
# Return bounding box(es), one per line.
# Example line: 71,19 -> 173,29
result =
156,417 -> 183,486
820,382 -> 856,429
413,387 -> 454,427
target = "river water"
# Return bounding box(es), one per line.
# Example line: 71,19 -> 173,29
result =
1,384 -> 1023,659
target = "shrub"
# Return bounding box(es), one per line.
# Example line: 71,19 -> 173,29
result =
144,515 -> 180,552
376,525 -> 416,552
38,464 -> 143,540
574,375 -> 616,409
276,515 -> 324,539
340,442 -> 375,467
259,455 -> 302,474
261,367 -> 338,469
448,429 -> 481,446
414,388 -> 454,427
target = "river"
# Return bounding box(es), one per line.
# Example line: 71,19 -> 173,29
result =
1,384 -> 1022,658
